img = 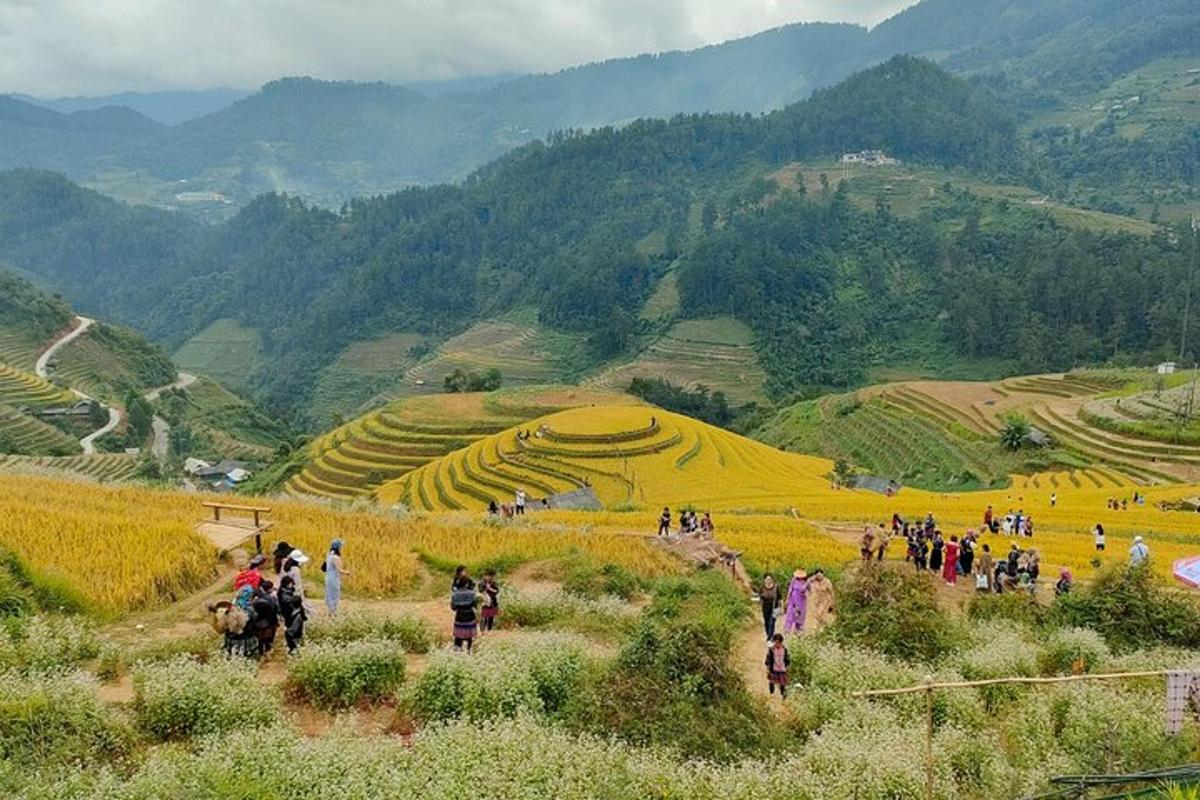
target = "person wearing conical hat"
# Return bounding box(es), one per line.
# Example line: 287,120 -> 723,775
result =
784,568 -> 810,634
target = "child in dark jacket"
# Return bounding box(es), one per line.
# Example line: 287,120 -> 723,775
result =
764,633 -> 790,699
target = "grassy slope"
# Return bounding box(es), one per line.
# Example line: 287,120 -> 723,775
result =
308,332 -> 429,428
52,323 -> 176,404
389,313 -> 589,402
156,376 -> 287,461
1022,56 -> 1200,224
172,318 -> 263,391
585,317 -> 767,405
770,159 -> 1159,236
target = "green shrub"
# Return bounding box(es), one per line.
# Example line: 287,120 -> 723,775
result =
0,614 -> 100,674
568,574 -> 778,761
1050,565 -> 1200,651
406,633 -> 587,722
967,591 -> 1045,627
97,632 -> 221,680
132,656 -> 279,740
833,564 -> 958,662
955,622 -> 1037,712
1049,683 -> 1199,774
286,639 -> 407,709
0,671 -> 134,767
306,610 -> 436,653
502,589 -> 638,635
1036,627 -> 1109,676
0,568 -> 31,618
562,557 -> 640,600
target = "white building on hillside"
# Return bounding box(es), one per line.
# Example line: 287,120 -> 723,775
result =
841,150 -> 897,167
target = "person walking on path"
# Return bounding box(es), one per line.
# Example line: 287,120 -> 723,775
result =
806,569 -> 835,631
758,574 -> 781,642
943,536 -> 960,585
1093,523 -> 1106,552
323,539 -> 350,616
252,579 -> 280,655
860,526 -> 875,561
1130,536 -> 1150,567
515,488 -> 527,516
764,633 -> 790,700
479,570 -> 501,633
976,543 -> 994,592
234,554 -> 265,591
1055,568 -> 1073,596
875,523 -> 890,561
277,575 -> 306,655
959,531 -> 976,576
282,549 -> 313,615
451,567 -> 478,652
784,569 -> 810,634
658,507 -> 671,537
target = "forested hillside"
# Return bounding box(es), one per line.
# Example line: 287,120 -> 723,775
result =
0,56 -> 1194,425
1,0 -> 1195,211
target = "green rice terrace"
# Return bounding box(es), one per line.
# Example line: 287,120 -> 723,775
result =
0,452 -> 137,481
389,317 -> 587,402
586,316 -> 767,405
757,369 -> 1200,491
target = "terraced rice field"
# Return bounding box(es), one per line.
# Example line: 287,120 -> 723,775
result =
378,406 -> 836,512
585,317 -> 766,404
0,329 -> 41,371
755,390 -> 1017,490
0,403 -> 80,454
393,320 -> 584,400
0,453 -> 137,481
999,374 -> 1113,398
0,363 -> 75,407
287,388 -> 636,501
172,318 -> 264,390
309,332 -> 427,424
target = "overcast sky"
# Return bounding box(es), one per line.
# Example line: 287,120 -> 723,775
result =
0,0 -> 914,97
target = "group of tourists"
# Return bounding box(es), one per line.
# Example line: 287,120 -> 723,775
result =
755,569 -> 835,700
657,507 -> 715,537
486,488 -> 529,518
208,539 -> 349,658
979,505 -> 1036,537
449,565 -> 501,653
1107,492 -> 1145,510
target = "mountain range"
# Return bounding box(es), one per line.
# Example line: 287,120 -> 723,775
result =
2,0 -> 1195,215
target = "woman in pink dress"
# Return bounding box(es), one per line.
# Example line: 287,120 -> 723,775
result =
942,535 -> 960,585
784,569 -> 810,633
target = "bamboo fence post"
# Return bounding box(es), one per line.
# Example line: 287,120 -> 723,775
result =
924,674 -> 935,800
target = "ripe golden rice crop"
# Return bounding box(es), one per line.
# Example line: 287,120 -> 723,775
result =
717,516 -> 859,577
0,476 -> 679,615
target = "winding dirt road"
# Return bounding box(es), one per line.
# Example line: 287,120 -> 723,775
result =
145,372 -> 197,460
36,316 -> 120,455
37,316 -> 202,459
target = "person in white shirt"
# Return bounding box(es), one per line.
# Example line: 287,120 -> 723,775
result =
1093,523 -> 1105,551
1129,536 -> 1149,567
515,488 -> 527,515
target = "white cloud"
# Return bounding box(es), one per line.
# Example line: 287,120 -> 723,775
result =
0,0 -> 914,97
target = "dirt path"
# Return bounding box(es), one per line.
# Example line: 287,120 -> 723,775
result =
144,372 -> 197,460
34,315 -> 122,455
35,316 -> 93,378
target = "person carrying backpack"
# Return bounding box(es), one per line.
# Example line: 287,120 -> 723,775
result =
451,566 -> 478,652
